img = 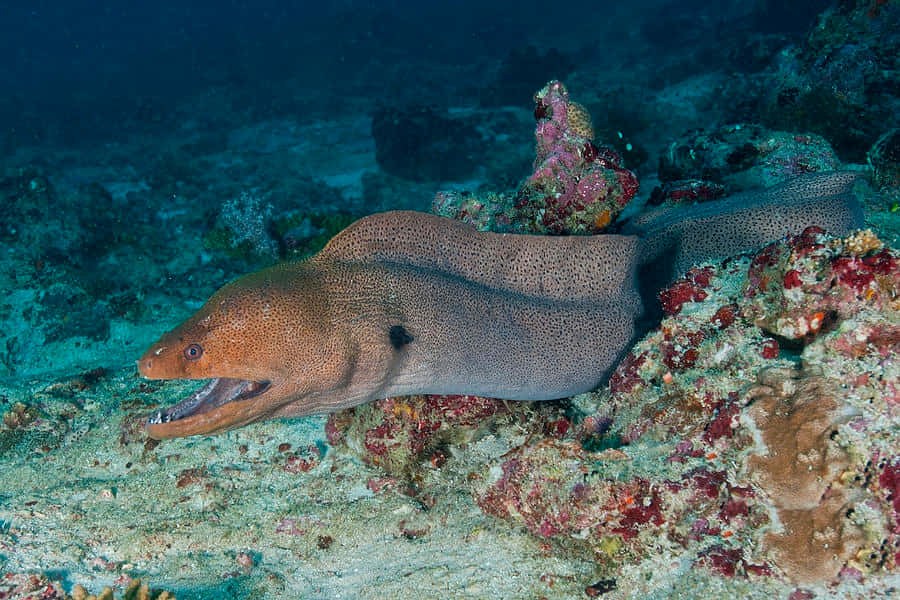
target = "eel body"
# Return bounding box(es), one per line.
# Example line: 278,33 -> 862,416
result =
138,172 -> 865,439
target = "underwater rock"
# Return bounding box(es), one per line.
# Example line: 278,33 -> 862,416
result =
371,105 -> 482,182
759,0 -> 900,161
869,128 -> 900,194
658,124 -> 841,189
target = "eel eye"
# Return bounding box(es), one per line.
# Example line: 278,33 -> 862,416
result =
184,343 -> 203,361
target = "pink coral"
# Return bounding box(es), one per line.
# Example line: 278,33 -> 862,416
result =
432,80 -> 638,236
475,440 -> 672,550
513,81 -> 638,234
475,440 -> 775,572
658,266 -> 715,316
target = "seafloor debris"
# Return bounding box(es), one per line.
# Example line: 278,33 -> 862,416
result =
0,574 -> 175,600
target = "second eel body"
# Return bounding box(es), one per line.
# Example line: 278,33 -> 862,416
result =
138,172 -> 865,439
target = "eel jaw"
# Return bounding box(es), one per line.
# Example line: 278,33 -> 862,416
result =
145,377 -> 271,439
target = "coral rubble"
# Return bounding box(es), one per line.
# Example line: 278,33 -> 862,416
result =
0,574 -> 175,600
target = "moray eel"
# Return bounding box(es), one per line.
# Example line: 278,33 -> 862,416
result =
138,172 -> 865,439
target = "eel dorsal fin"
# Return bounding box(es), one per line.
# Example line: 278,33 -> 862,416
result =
317,210 -> 641,309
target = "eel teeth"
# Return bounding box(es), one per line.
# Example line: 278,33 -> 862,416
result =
147,411 -> 171,425
145,378 -> 270,426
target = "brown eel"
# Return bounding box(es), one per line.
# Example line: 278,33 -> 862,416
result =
138,172 -> 865,439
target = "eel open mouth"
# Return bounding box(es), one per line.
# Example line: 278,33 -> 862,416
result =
147,378 -> 271,425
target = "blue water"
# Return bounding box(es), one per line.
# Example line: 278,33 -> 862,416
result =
1,0 -> 831,147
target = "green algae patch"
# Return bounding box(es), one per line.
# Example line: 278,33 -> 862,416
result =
274,212 -> 361,259
204,212 -> 361,261
201,225 -> 255,260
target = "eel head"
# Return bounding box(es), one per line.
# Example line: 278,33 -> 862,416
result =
137,263 -> 349,439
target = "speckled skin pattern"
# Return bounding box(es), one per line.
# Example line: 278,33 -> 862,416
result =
626,171 -> 865,314
138,212 -> 643,438
138,173 -> 865,438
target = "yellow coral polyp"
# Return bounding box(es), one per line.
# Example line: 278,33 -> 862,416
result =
392,403 -> 418,420
566,102 -> 594,140
596,535 -> 622,557
843,228 -> 883,256
594,209 -> 612,230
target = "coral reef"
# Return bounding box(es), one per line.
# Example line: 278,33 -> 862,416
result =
512,81 -> 639,234
327,393 -> 545,476
742,226 -> 899,338
474,438 -> 775,577
3,14 -> 897,585
470,225 -> 900,587
759,0 -> 900,161
433,81 -> 638,234
740,368 -> 870,584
